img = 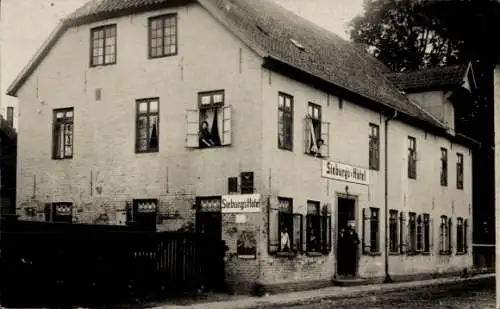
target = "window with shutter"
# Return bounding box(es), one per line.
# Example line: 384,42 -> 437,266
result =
222,106 -> 232,145
322,213 -> 332,253
416,214 -> 424,252
369,207 -> 380,253
186,109 -> 200,148
306,201 -> 321,252
369,124 -> 380,170
456,217 -> 464,253
320,121 -> 330,158
447,217 -> 453,253
362,208 -> 371,254
464,218 -> 469,253
423,213 -> 430,253
292,214 -> 303,252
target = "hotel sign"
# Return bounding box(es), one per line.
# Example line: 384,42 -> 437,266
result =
221,194 -> 262,213
321,160 -> 369,185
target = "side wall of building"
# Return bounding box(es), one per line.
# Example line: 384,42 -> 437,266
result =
257,69 -> 473,286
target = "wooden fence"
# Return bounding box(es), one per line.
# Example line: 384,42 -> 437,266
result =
0,217 -> 225,308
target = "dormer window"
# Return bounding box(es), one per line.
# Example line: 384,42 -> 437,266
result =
290,38 -> 305,51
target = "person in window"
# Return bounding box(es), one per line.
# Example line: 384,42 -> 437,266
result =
199,121 -> 215,148
280,227 -> 291,251
310,138 -> 327,158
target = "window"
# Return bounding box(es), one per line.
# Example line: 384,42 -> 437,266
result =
304,103 -> 330,158
457,153 -> 464,190
90,24 -> 116,66
362,207 -> 380,254
52,108 -> 74,159
440,148 -> 448,186
149,14 -> 177,58
6,106 -> 13,127
408,136 -> 416,179
440,215 -> 450,254
45,202 -> 73,223
416,214 -> 424,252
369,124 -> 380,170
268,197 -> 303,254
278,92 -> 293,151
389,210 -> 398,253
408,212 -> 417,253
127,199 -> 158,231
185,90 -> 232,148
306,201 -> 331,254
135,98 -> 159,153
456,217 -> 464,253
423,213 -> 431,253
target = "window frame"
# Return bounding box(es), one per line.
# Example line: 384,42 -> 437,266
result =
439,215 -> 451,255
305,102 -> 321,156
135,97 -> 160,153
457,153 -> 464,190
440,148 -> 448,186
278,92 -> 294,151
369,207 -> 380,253
148,13 -> 178,59
423,213 -> 431,253
305,201 -> 331,255
52,107 -> 74,160
274,197 -> 303,256
369,123 -> 380,170
407,212 -> 417,254
90,24 -> 117,67
389,209 -> 399,254
408,136 -> 417,179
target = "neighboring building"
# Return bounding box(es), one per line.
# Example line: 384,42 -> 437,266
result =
6,0 -> 477,293
0,114 -> 16,217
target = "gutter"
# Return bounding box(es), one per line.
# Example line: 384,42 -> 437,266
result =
384,109 -> 398,283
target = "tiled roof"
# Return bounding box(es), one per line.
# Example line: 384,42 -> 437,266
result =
385,64 -> 470,92
7,0 -> 445,129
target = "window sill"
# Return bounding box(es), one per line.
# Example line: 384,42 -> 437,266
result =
420,251 -> 431,256
305,152 -> 329,159
364,251 -> 382,257
275,251 -> 297,258
194,145 -> 231,150
389,252 -> 400,256
52,157 -> 73,160
455,251 -> 467,256
90,62 -> 116,68
405,251 -> 419,256
148,52 -> 178,59
369,167 -> 380,172
439,251 -> 452,256
135,149 -> 159,154
306,251 -> 324,257
278,147 -> 294,152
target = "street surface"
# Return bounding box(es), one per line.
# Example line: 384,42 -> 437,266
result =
253,278 -> 495,309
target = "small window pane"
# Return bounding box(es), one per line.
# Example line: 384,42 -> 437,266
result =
150,101 -> 159,113
213,94 -> 223,103
201,95 -> 211,105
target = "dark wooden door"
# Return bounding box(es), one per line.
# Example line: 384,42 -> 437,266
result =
336,197 -> 356,276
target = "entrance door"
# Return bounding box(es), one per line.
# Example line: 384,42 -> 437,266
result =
195,197 -> 224,291
336,197 -> 357,276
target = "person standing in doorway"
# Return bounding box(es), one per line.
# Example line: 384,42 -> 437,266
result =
345,221 -> 360,276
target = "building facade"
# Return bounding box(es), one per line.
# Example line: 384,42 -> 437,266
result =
7,0 -> 476,292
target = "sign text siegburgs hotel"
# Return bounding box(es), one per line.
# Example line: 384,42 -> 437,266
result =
321,160 -> 369,185
221,194 -> 262,213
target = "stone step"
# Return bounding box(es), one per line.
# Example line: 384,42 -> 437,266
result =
333,277 -> 368,287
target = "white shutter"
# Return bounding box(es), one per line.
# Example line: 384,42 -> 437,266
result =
304,117 -> 312,154
185,109 -> 199,148
268,198 -> 280,254
362,208 -> 371,254
222,106 -> 232,145
321,121 -> 330,157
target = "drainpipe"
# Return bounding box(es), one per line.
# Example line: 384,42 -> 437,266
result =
384,109 -> 398,284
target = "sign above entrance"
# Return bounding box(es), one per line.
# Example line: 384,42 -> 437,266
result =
221,194 -> 262,213
321,160 -> 369,186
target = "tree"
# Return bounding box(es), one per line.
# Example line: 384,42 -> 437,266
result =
348,0 -> 466,72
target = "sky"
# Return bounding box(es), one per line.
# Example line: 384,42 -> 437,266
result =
0,0 -> 364,127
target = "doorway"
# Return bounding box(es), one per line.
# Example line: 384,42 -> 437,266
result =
336,196 -> 357,277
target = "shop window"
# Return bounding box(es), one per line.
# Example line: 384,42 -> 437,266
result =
369,124 -> 380,170
456,217 -> 464,253
423,213 -> 431,253
278,92 -> 293,151
408,136 -> 417,179
362,207 -> 380,254
127,199 -> 158,231
440,148 -> 448,186
389,210 -> 398,254
268,197 -> 303,255
456,153 -> 464,190
52,108 -> 74,160
306,201 -> 331,254
135,98 -> 159,153
186,90 -> 231,148
407,212 -> 417,254
439,215 -> 450,255
45,202 -> 73,223
304,103 -> 329,158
